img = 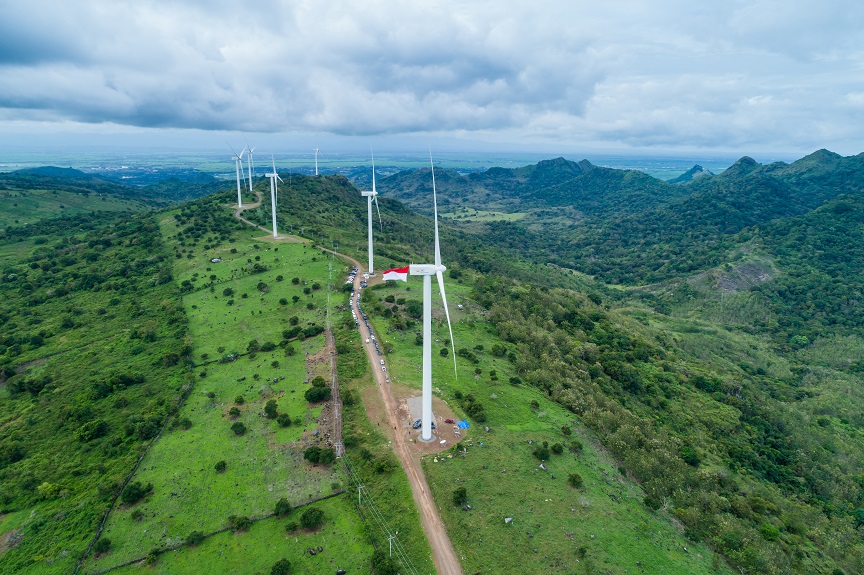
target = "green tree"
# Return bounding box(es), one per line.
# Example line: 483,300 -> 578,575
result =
214,460 -> 227,473
300,507 -> 324,529
231,421 -> 247,436
264,399 -> 279,419
568,473 -> 584,488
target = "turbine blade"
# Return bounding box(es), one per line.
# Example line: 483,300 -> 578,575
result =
430,151 -> 441,267
371,150 -> 377,193
374,195 -> 382,231
436,270 -> 457,376
228,143 -> 240,158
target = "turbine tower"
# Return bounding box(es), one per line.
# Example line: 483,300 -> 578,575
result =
314,146 -> 319,176
265,156 -> 283,239
229,144 -> 245,207
409,153 -> 457,441
245,142 -> 256,194
360,152 -> 382,275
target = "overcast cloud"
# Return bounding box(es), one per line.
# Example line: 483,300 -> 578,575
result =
1,0 -> 862,154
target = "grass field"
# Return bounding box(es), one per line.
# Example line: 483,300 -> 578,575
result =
81,213 -> 366,574
0,188 -> 146,228
442,206 -> 526,222
363,278 -> 734,575
105,495 -> 373,575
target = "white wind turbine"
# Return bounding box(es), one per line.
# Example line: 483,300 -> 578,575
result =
409,153 -> 457,442
265,156 -> 283,239
360,152 -> 382,275
314,146 -> 319,176
229,144 -> 245,208
245,140 -> 256,194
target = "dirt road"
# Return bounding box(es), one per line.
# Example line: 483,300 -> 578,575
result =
232,204 -> 464,575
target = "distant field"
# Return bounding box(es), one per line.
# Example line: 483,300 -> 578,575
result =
442,207 -> 526,222
0,187 -> 145,227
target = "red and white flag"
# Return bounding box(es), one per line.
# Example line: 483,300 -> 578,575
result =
382,266 -> 409,282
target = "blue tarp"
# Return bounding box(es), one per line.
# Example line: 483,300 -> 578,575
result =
457,420 -> 470,429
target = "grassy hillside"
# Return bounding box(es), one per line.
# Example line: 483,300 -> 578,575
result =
3,157 -> 863,575
0,213 -> 189,574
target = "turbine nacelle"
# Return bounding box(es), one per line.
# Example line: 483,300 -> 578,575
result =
409,264 -> 444,276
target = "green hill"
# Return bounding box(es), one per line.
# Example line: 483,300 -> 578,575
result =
1,156 -> 863,575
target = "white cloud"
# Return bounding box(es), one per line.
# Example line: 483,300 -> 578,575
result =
0,0 -> 862,154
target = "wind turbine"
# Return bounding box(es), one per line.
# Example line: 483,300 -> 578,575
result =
360,152 -> 382,275
409,153 -> 457,442
265,156 -> 283,239
245,142 -> 256,194
229,144 -> 245,208
314,146 -> 319,176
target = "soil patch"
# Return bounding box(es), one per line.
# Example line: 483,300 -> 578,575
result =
0,528 -> 22,554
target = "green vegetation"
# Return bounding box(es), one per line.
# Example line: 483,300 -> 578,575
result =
3,149 -> 864,575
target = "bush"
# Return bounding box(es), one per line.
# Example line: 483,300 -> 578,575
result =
371,550 -> 399,575
311,376 -> 326,387
277,413 -> 292,427
453,486 -> 468,506
231,421 -> 247,436
235,395 -> 245,404
186,530 -> 205,545
228,515 -> 252,532
93,537 -> 111,554
568,473 -> 584,489
271,559 -> 292,575
300,507 -> 324,529
228,406 -> 241,418
264,399 -> 278,419
561,424 -> 572,436
121,481 -> 153,506
275,497 -> 293,517
304,386 -> 331,403
215,460 -> 227,473
284,521 -> 299,533
551,443 -> 564,455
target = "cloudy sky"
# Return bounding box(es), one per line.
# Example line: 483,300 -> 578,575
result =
1,0 -> 863,156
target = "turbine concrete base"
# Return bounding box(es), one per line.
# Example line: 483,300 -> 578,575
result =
417,433 -> 437,443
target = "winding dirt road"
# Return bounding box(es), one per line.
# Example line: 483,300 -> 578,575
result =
232,199 -> 464,575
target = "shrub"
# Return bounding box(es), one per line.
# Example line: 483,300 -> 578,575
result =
93,537 -> 111,554
264,399 -> 278,419
121,481 -> 153,506
453,486 -> 468,506
371,550 -> 399,575
551,443 -> 564,455
186,530 -> 205,545
228,515 -> 252,532
215,460 -> 227,473
271,559 -> 292,575
311,375 -> 326,387
532,441 -> 550,461
561,424 -> 572,436
567,473 -> 584,489
228,406 -> 240,418
284,521 -> 299,533
277,413 -> 292,427
231,422 -> 247,436
222,287 -> 234,297
300,507 -> 324,529
275,498 -> 293,517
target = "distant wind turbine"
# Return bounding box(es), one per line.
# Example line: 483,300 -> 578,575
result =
228,144 -> 245,208
409,152 -> 457,442
360,151 -> 382,275
265,156 -> 283,239
245,140 -> 256,193
314,146 -> 319,176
